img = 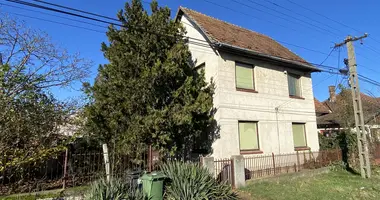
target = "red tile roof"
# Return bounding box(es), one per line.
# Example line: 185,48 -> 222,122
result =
314,98 -> 330,114
177,7 -> 318,71
317,91 -> 380,126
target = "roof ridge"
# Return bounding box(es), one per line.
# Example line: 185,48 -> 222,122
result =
180,7 -> 273,42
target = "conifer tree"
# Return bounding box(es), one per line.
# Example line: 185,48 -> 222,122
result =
85,0 -> 216,159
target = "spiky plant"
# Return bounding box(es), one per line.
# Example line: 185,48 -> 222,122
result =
160,162 -> 238,200
85,178 -> 145,200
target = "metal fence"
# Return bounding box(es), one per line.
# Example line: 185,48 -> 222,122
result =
214,158 -> 233,185
0,149 -> 148,195
244,149 -> 342,180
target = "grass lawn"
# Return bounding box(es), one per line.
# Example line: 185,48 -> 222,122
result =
0,185 -> 89,200
239,167 -> 380,200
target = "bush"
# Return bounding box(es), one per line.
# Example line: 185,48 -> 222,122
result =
85,178 -> 144,200
160,162 -> 238,200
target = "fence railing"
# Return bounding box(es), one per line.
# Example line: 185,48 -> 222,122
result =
214,158 -> 233,185
0,150 -> 148,195
244,149 -> 342,180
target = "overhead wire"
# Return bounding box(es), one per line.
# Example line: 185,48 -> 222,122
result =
31,0 -> 119,22
5,0 -> 379,91
0,2 -> 109,29
243,0 -> 341,37
5,0 -> 122,26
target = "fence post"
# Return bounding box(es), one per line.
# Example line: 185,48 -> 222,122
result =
231,155 -> 245,188
148,145 -> 152,173
296,151 -> 300,172
272,153 -> 276,175
201,157 -> 215,177
62,149 -> 68,190
102,143 -> 110,182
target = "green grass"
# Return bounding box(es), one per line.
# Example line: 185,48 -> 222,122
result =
0,185 -> 89,200
239,167 -> 380,200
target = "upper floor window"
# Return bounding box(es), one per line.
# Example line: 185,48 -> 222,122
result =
236,62 -> 255,91
288,73 -> 301,97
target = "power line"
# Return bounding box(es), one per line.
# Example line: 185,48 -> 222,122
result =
285,0 -> 363,34
5,0 -> 122,26
0,2 -> 108,29
31,0 -> 119,22
263,0 -> 343,35
228,0 -> 337,38
5,10 -> 105,33
244,0 -> 341,37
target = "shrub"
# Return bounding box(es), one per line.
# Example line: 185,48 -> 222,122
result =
84,178 -> 144,200
160,161 -> 238,200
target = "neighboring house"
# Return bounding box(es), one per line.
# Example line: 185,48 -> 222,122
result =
176,7 -> 321,158
315,86 -> 380,140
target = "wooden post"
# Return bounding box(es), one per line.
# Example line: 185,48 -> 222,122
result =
102,143 -> 110,182
62,149 -> 68,190
272,153 -> 276,175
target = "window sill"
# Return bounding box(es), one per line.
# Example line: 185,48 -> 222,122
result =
240,150 -> 263,155
236,88 -> 258,93
294,147 -> 310,151
289,95 -> 305,100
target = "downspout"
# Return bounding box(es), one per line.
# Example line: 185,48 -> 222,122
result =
275,107 -> 281,153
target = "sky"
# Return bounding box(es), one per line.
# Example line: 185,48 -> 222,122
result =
1,0 -> 380,101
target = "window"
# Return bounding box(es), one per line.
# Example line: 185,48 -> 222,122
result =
288,73 -> 301,97
292,123 -> 307,148
238,121 -> 259,152
195,63 -> 205,75
236,62 -> 255,90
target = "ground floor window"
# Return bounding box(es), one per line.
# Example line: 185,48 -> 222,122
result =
292,123 -> 307,149
238,121 -> 259,153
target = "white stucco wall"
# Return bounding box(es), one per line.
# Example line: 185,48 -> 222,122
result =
180,15 -> 319,159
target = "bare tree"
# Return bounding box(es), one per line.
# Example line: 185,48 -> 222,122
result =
0,14 -> 91,174
0,14 -> 91,97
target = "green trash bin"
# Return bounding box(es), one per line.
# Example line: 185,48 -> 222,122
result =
140,171 -> 166,200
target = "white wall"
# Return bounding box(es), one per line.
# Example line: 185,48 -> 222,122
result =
180,15 -> 319,159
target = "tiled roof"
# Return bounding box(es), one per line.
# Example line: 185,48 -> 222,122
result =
314,98 -> 330,114
317,91 -> 380,126
177,7 -> 317,71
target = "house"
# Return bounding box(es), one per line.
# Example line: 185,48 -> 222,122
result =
176,7 -> 321,158
315,85 -> 380,140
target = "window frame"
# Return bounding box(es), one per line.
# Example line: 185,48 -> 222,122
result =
235,62 -> 257,93
238,121 -> 262,154
287,73 -> 302,98
291,123 -> 309,151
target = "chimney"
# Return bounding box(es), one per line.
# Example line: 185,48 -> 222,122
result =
328,86 -> 336,102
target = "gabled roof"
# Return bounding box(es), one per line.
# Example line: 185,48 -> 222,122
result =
176,7 -> 320,72
317,92 -> 380,126
314,98 -> 330,114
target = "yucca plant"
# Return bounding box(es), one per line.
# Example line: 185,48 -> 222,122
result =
160,162 -> 238,200
85,178 -> 145,200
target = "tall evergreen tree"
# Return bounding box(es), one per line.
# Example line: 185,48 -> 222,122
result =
85,0 -> 216,159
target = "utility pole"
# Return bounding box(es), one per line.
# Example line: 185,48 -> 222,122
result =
335,34 -> 371,178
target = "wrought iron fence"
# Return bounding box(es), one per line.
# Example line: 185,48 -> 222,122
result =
0,149 -> 148,195
214,158 -> 233,185
244,149 -> 342,180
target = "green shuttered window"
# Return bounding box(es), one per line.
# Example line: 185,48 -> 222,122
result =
292,123 -> 307,147
236,62 -> 254,90
288,73 -> 301,97
239,122 -> 259,150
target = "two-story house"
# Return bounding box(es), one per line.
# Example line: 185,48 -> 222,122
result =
176,7 -> 320,158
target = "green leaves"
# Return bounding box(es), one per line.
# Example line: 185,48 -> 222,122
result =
85,0 -> 215,160
85,178 -> 145,200
160,162 -> 238,200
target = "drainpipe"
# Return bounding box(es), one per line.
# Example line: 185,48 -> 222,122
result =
275,107 -> 281,153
